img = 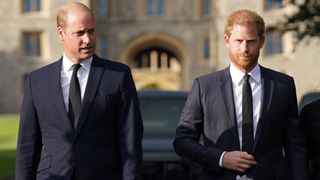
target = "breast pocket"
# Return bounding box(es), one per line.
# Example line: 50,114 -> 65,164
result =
92,94 -> 118,113
269,105 -> 286,113
268,96 -> 288,113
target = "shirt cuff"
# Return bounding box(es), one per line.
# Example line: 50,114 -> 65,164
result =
219,151 -> 226,167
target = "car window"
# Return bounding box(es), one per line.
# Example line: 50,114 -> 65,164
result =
299,92 -> 320,112
139,96 -> 186,138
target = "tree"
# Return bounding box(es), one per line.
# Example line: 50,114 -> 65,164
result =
269,0 -> 320,41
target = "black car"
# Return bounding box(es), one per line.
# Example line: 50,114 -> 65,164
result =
299,92 -> 320,112
138,90 -> 200,180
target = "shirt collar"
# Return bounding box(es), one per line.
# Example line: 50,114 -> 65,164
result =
230,62 -> 261,86
62,54 -> 93,73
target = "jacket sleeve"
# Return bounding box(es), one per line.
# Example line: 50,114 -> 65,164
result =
117,67 -> 143,180
284,77 -> 309,180
173,78 -> 224,174
15,74 -> 43,180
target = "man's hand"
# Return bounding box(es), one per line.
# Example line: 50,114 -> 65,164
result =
222,151 -> 257,172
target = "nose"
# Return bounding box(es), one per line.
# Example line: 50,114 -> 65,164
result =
240,41 -> 249,52
82,33 -> 90,44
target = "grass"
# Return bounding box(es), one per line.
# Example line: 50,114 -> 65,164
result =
0,114 -> 19,179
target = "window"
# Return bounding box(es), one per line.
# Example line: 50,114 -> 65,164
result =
265,31 -> 283,55
92,0 -> 115,18
22,32 -> 41,57
134,47 -> 180,72
98,37 -> 108,58
264,0 -> 284,10
203,36 -> 210,60
201,0 -> 211,16
146,0 -> 164,16
97,0 -> 109,16
22,0 -> 41,13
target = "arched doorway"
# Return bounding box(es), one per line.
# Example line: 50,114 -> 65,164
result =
121,33 -> 188,90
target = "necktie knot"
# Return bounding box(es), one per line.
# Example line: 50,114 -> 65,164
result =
72,64 -> 81,73
244,74 -> 250,82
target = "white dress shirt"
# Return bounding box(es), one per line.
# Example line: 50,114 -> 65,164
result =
230,63 -> 262,148
219,63 -> 262,180
60,55 -> 92,111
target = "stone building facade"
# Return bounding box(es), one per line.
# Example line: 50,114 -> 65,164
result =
0,0 -> 319,113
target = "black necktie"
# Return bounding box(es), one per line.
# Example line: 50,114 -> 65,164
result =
69,64 -> 82,129
242,74 -> 254,153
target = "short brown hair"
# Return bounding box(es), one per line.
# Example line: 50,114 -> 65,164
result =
224,9 -> 265,37
56,2 -> 94,29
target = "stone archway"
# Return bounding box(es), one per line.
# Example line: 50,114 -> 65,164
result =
121,32 -> 189,90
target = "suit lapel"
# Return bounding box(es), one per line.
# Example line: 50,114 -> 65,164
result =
74,56 -> 104,139
253,67 -> 273,152
219,68 -> 240,149
50,59 -> 74,132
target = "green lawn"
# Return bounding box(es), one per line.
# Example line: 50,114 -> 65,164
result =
0,114 -> 19,179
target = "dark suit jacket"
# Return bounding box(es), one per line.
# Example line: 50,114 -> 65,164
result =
300,100 -> 320,180
15,55 -> 143,180
173,66 -> 309,180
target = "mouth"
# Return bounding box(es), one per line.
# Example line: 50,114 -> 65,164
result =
239,53 -> 251,58
80,47 -> 93,53
240,56 -> 250,59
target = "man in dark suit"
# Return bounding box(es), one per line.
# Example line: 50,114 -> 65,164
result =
15,2 -> 143,180
173,9 -> 309,180
300,100 -> 320,180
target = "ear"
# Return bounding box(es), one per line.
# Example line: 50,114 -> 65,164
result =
224,34 -> 230,48
259,35 -> 265,49
57,26 -> 65,41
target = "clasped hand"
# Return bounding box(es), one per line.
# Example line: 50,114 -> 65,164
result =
222,151 -> 257,172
